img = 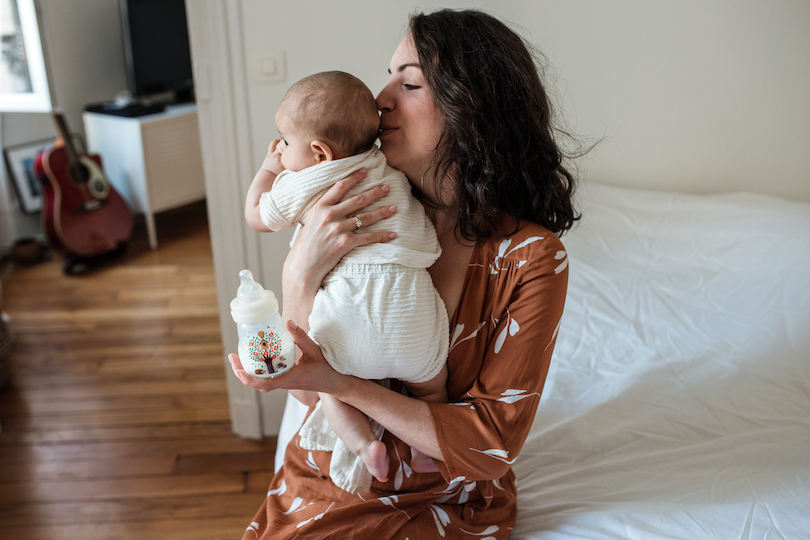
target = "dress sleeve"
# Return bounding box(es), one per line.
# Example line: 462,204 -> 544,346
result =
427,234 -> 569,482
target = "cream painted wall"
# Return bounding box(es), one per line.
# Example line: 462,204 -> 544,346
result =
239,0 -> 809,202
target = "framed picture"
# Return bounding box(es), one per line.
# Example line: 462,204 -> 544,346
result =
3,138 -> 52,213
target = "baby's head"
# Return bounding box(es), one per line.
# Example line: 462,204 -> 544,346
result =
275,71 -> 379,172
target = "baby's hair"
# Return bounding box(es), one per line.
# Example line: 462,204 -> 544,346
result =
280,71 -> 379,158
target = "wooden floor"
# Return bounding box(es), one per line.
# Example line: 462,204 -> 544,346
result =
0,202 -> 275,540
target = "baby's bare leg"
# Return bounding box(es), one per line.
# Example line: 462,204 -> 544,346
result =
403,365 -> 448,473
319,392 -> 389,483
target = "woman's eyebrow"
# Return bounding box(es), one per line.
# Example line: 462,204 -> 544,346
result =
388,63 -> 421,74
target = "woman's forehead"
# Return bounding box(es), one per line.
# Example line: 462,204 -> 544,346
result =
390,36 -> 419,70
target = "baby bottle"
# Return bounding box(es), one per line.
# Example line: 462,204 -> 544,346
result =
230,269 -> 294,378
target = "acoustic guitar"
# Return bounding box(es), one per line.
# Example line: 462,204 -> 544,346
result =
34,112 -> 132,261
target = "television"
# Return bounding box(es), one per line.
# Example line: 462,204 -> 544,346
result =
119,0 -> 194,104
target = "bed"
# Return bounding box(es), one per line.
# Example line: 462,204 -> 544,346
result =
275,182 -> 810,539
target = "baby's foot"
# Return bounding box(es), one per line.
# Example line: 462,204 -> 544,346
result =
410,449 -> 439,473
359,440 -> 389,483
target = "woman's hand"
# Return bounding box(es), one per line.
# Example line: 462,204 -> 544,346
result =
282,168 -> 397,326
228,320 -> 348,397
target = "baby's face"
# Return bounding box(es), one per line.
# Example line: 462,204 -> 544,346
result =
275,108 -> 322,172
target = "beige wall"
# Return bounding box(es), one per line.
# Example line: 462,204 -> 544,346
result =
239,0 -> 810,202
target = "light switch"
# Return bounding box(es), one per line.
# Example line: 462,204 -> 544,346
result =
251,49 -> 286,83
260,58 -> 277,76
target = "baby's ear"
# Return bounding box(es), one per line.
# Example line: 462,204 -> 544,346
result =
311,140 -> 334,162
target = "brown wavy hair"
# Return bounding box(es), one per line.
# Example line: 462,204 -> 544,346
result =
409,9 -> 582,239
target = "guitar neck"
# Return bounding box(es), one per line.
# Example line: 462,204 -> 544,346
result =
51,112 -> 84,183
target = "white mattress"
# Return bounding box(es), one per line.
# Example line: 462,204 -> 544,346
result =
275,183 -> 810,539
512,183 -> 810,539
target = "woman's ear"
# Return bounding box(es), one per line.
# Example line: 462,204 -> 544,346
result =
311,140 -> 334,162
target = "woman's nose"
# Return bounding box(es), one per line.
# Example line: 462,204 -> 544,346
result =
376,83 -> 394,113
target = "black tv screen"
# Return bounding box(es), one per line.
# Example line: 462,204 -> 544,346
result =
120,0 -> 194,102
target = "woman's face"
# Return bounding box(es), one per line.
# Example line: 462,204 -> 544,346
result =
376,36 -> 445,188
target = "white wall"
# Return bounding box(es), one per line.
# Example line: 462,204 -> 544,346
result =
239,0 -> 810,202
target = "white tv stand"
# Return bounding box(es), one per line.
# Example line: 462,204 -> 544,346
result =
83,104 -> 206,250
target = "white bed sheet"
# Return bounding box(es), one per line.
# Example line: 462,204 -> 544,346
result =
275,183 -> 810,539
512,183 -> 810,539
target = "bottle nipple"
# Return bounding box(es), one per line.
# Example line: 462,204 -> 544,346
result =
237,269 -> 264,301
231,269 -> 279,324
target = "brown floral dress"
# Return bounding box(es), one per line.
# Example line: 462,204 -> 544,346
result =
243,217 -> 569,539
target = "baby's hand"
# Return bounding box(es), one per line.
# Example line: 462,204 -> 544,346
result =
264,139 -> 284,176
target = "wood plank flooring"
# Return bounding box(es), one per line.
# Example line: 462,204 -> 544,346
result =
0,202 -> 275,540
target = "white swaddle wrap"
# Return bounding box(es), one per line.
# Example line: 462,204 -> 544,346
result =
260,147 -> 448,493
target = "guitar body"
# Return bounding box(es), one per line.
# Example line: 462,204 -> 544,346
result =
35,146 -> 133,257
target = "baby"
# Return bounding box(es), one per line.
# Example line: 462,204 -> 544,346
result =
244,71 -> 448,493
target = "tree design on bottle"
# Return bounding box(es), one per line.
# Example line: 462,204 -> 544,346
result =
247,330 -> 288,375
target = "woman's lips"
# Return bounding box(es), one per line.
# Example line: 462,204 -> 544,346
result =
379,125 -> 396,137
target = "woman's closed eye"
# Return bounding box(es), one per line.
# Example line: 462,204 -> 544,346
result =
402,83 -> 421,90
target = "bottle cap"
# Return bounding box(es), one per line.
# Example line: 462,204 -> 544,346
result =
230,269 -> 279,324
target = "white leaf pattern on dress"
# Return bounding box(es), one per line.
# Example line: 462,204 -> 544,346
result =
470,447 -> 518,464
458,480 -> 477,504
429,504 -> 451,537
490,236 -> 544,274
554,250 -> 568,274
267,479 -> 287,497
506,236 -> 544,255
494,310 -> 519,353
545,316 -> 562,351
449,321 -> 487,352
296,502 -> 334,528
393,445 -> 412,490
379,495 -> 410,518
434,477 -> 464,503
460,525 -> 500,538
449,401 -> 476,410
283,497 -> 307,514
497,389 -> 541,404
305,451 -> 319,471
245,521 -> 260,538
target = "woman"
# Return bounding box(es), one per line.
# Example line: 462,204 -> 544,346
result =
230,9 -> 578,539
